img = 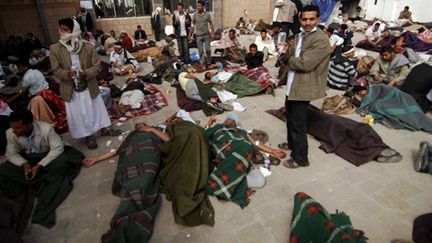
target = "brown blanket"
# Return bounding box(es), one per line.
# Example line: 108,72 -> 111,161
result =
266,105 -> 388,166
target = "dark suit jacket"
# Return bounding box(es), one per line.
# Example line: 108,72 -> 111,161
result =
173,13 -> 191,36
134,30 -> 147,40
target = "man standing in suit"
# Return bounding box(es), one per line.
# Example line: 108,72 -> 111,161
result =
280,5 -> 331,168
49,18 -> 120,150
173,3 -> 192,64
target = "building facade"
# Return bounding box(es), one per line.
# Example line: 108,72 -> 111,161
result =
0,0 -> 274,45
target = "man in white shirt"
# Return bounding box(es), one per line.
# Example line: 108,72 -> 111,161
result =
7,60 -> 49,104
109,44 -> 140,75
173,3 -> 192,63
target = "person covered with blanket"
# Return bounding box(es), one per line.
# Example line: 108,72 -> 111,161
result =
204,113 -> 286,207
82,123 -> 164,243
369,46 -> 410,87
0,109 -> 83,233
178,71 -> 229,111
355,84 -> 432,133
109,44 -> 140,75
223,29 -> 247,63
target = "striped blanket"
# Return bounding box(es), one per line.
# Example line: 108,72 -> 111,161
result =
102,131 -> 162,243
204,124 -> 264,208
109,84 -> 168,121
225,62 -> 277,88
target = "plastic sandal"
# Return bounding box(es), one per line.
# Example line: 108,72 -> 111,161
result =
278,143 -> 290,150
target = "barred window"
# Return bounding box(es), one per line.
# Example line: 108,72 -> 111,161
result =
93,0 -> 153,18
163,0 -> 213,13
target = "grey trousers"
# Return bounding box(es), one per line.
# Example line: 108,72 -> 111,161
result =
196,34 -> 211,66
185,80 -> 203,102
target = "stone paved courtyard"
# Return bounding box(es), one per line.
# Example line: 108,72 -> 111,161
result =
17,32 -> 432,243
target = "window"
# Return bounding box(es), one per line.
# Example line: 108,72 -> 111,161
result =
93,0 -> 153,18
163,0 -> 213,13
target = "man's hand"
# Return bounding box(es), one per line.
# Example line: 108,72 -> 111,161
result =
79,70 -> 87,78
29,164 -> 41,180
83,157 -> 98,167
68,71 -> 75,80
22,163 -> 31,178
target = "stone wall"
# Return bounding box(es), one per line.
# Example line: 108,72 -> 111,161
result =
221,0 -> 273,28
0,0 -> 80,44
95,17 -> 154,38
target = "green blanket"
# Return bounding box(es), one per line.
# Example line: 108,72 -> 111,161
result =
290,192 -> 368,243
102,131 -> 162,243
159,121 -> 215,226
224,72 -> 265,98
204,124 -> 264,208
194,78 -> 224,116
358,84 -> 432,133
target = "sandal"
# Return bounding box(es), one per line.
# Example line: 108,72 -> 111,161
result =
268,155 -> 281,166
376,153 -> 403,163
101,128 -> 123,137
278,143 -> 290,150
85,136 -> 98,150
283,159 -> 300,169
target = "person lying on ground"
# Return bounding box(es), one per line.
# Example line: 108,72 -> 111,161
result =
327,45 -> 358,90
204,112 -> 286,207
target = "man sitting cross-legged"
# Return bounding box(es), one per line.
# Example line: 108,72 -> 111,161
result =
0,109 -> 83,232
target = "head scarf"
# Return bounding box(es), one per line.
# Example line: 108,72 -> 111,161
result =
59,19 -> 83,53
226,113 -> 239,125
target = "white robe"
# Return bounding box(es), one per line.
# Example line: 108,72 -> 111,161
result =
65,89 -> 111,139
66,53 -> 111,139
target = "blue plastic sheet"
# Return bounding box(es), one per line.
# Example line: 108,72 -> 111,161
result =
312,0 -> 336,22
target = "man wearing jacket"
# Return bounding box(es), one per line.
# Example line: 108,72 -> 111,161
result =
280,5 -> 331,168
173,3 -> 192,64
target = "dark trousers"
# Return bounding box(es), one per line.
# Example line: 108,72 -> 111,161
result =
177,36 -> 190,64
285,99 -> 310,165
280,22 -> 294,36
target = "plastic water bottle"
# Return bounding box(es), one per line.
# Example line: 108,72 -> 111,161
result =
147,56 -> 152,64
277,32 -> 287,44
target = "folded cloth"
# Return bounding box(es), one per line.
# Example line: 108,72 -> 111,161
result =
216,90 -> 238,103
232,101 -> 246,112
